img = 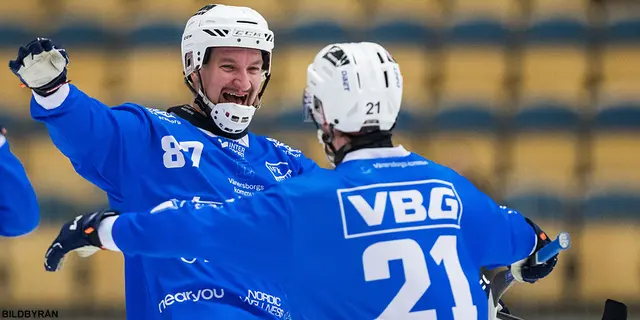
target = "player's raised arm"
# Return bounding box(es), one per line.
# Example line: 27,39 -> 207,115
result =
0,131 -> 39,236
8,39 -> 152,195
459,177 -> 558,283
44,188 -> 293,282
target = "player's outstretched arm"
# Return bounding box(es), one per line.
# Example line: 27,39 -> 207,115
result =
0,133 -> 39,236
44,189 -> 292,282
459,178 -> 558,283
8,38 -> 152,194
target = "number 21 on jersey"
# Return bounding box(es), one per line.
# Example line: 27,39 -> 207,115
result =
363,237 -> 477,319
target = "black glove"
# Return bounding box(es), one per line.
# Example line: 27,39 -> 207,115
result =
44,210 -> 120,272
8,38 -> 69,97
509,217 -> 558,283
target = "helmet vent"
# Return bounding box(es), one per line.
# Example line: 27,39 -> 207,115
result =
236,20 -> 258,25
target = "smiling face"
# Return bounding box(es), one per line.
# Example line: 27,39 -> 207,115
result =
195,47 -> 264,107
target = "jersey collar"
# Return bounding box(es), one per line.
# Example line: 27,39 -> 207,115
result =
197,128 -> 250,147
341,145 -> 410,163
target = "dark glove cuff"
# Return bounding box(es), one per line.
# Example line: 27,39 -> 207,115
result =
86,210 -> 121,248
524,217 -> 550,254
32,71 -> 68,97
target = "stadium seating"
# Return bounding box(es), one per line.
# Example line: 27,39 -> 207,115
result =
437,47 -> 506,130
0,1 -> 45,47
121,48 -> 192,108
367,0 -> 440,45
578,222 -> 640,303
6,226 -> 83,307
285,0 -> 362,44
527,0 -> 589,44
447,0 -> 515,45
91,252 -> 126,305
26,135 -> 108,219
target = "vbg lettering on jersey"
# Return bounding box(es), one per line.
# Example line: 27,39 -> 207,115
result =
337,179 -> 462,239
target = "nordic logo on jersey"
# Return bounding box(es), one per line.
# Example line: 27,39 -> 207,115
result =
265,161 -> 292,182
337,179 -> 462,239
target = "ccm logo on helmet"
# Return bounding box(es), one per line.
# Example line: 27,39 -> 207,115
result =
233,30 -> 268,39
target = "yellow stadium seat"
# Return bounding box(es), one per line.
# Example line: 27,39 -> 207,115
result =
504,221 -> 568,303
130,0 -> 194,26
0,50 -> 32,120
291,0 -> 364,27
372,0 -> 443,25
196,0 -> 287,29
67,50 -> 110,102
578,222 -> 640,303
424,132 -> 497,183
122,48 -> 192,108
0,0 -> 45,29
600,46 -> 640,102
6,226 -> 84,306
530,0 -> 589,21
520,47 -> 588,105
258,44 -> 289,115
60,0 -> 127,28
441,47 -> 507,105
507,133 -> 578,193
27,136 -> 106,207
279,45 -> 327,112
451,0 -> 519,24
91,251 -> 126,305
389,46 -> 433,111
590,132 -> 640,187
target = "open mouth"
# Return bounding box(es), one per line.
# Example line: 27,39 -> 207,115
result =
222,92 -> 249,105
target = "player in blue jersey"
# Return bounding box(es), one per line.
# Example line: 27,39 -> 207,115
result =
10,4 -> 319,319
0,127 -> 39,236
44,42 -> 558,320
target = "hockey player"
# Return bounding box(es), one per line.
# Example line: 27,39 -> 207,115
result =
44,42 -> 558,320
11,4 -> 318,319
0,127 -> 39,236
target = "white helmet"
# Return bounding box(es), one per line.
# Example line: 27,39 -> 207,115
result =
181,4 -> 275,136
304,42 -> 403,133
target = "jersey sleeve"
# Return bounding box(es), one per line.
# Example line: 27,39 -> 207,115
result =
30,84 -> 154,198
0,138 -> 39,236
458,177 -> 537,269
296,152 -> 320,175
108,187 -> 294,283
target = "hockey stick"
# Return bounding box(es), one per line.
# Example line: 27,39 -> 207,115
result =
496,311 -> 525,320
494,298 -> 626,320
488,232 -> 571,319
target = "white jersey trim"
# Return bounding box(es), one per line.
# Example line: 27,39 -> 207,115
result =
341,145 -> 410,163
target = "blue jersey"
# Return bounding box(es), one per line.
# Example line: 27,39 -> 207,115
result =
30,84 -> 318,319
108,146 -> 537,320
0,135 -> 39,236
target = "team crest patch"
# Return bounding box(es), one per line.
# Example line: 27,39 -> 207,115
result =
265,161 -> 293,182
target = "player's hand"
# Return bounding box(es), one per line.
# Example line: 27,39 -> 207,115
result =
8,38 -> 69,97
509,218 -> 558,283
44,209 -> 120,272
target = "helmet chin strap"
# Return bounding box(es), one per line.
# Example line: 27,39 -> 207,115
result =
318,125 -> 394,167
